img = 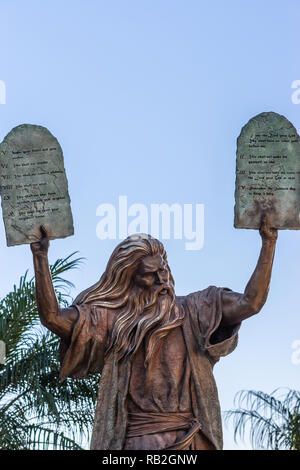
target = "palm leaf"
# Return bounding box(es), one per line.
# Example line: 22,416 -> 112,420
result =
225,388 -> 300,450
0,253 -> 98,450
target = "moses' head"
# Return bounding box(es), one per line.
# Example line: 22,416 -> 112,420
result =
74,234 -> 183,364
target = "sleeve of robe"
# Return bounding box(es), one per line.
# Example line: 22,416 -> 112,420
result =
59,303 -> 109,382
184,285 -> 241,363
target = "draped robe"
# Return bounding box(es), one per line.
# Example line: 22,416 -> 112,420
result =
59,286 -> 240,450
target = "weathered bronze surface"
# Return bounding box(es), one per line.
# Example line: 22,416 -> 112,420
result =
235,112 -> 300,229
31,218 -> 277,450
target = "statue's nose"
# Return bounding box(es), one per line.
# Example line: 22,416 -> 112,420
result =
156,271 -> 168,285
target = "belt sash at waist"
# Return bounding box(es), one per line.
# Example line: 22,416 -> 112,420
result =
126,412 -> 201,450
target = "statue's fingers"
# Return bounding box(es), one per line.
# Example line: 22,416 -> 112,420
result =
40,225 -> 48,239
260,213 -> 267,230
30,241 -> 40,252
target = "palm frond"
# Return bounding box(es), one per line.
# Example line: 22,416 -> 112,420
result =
0,253 -> 97,450
225,388 -> 300,450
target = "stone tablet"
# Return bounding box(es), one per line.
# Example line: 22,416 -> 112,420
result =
0,124 -> 74,246
234,112 -> 300,229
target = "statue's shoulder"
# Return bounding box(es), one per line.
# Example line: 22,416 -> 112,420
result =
177,286 -> 219,304
73,302 -> 115,319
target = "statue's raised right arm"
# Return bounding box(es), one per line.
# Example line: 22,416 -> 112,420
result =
221,215 -> 278,327
31,226 -> 78,340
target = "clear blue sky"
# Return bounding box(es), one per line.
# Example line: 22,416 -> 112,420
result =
0,0 -> 300,449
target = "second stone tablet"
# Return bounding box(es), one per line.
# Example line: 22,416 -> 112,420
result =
234,112 -> 300,230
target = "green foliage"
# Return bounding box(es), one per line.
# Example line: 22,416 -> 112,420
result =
225,388 -> 300,450
0,253 -> 99,449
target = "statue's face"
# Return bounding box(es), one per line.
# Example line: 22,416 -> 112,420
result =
134,254 -> 171,296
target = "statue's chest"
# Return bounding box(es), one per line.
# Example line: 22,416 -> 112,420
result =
127,327 -> 192,413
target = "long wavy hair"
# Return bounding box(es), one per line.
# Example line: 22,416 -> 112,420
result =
74,234 -> 183,364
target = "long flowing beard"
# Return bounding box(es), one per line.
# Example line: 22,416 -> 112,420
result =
106,285 -> 184,365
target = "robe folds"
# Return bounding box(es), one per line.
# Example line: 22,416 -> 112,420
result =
59,286 -> 240,450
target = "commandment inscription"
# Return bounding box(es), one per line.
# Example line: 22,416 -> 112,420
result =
0,124 -> 74,246
234,112 -> 300,229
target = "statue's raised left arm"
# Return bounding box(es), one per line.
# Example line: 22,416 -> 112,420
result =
221,215 -> 278,326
